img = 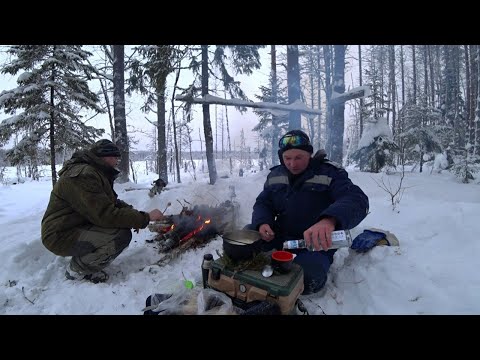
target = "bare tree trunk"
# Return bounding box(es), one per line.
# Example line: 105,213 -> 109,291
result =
99,79 -> 114,138
379,46 -> 387,123
473,45 -> 478,150
326,45 -> 346,164
199,127 -> 205,173
222,91 -> 226,160
49,78 -> 57,187
423,45 -> 429,108
454,45 -> 462,147
465,45 -> 471,145
419,46 -> 430,173
171,68 -> 182,183
435,45 -> 443,117
113,45 -> 129,183
287,45 -> 301,130
316,45 -> 322,149
428,46 -> 436,107
470,45 -> 478,147
157,88 -> 168,183
370,47 -> 378,119
400,45 -> 405,108
270,45 -> 281,166
215,79 -> 218,156
475,46 -> 480,156
467,45 -> 478,150
323,45 -> 332,156
389,45 -> 396,137
201,45 -> 217,185
358,45 -> 364,138
397,45 -> 406,165
225,101 -> 233,174
187,130 -> 196,181
412,45 -> 417,105
308,48 -> 315,144
100,46 -> 115,138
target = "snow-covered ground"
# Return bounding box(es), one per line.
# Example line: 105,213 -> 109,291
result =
1,159 -> 479,314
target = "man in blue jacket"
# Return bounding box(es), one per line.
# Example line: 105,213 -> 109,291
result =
250,130 -> 369,295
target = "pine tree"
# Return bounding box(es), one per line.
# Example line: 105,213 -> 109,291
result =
351,117 -> 399,173
397,103 -> 444,171
0,45 -> 104,186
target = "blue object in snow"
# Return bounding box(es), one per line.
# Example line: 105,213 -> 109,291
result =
351,230 -> 389,253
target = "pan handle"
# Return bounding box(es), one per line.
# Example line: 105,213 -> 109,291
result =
224,238 -> 252,245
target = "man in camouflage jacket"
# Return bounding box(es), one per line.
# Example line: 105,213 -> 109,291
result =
41,139 -> 164,283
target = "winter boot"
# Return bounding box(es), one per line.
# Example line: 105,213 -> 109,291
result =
65,263 -> 109,284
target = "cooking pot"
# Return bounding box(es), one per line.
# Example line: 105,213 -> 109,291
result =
222,229 -> 263,261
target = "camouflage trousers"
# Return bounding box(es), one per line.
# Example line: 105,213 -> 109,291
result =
69,225 -> 132,275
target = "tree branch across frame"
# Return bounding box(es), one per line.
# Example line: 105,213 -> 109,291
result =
175,94 -> 322,116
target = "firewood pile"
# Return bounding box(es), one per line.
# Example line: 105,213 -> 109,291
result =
147,199 -> 239,266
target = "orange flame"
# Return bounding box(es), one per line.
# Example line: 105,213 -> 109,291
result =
179,218 -> 212,244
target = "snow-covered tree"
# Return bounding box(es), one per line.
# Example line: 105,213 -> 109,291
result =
451,144 -> 480,183
253,58 -> 289,166
351,117 -> 398,173
396,103 -> 444,171
0,45 -> 104,186
362,46 -> 390,121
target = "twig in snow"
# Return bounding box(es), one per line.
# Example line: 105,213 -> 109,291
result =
21,286 -> 35,305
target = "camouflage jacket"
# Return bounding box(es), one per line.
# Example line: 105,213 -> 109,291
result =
41,150 -> 150,256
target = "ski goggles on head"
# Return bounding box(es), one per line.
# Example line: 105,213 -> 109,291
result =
278,133 -> 311,150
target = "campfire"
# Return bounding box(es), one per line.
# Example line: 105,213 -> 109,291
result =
148,200 -> 239,258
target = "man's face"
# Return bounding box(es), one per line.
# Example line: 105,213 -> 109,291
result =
282,149 -> 311,174
103,156 -> 121,168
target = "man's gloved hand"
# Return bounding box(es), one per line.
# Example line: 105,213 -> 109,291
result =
351,230 -> 390,253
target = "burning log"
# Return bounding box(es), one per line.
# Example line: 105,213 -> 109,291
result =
147,200 -> 239,258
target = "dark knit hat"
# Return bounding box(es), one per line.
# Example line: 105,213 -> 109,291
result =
278,130 -> 313,162
90,139 -> 121,158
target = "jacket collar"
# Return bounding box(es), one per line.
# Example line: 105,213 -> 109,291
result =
59,150 -> 120,180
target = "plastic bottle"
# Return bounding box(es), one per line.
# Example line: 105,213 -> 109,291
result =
283,230 -> 352,251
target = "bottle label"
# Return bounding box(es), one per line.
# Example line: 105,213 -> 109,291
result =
331,230 -> 347,242
283,240 -> 303,249
330,230 -> 352,249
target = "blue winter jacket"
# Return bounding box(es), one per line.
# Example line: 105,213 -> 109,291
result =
251,158 -> 369,243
